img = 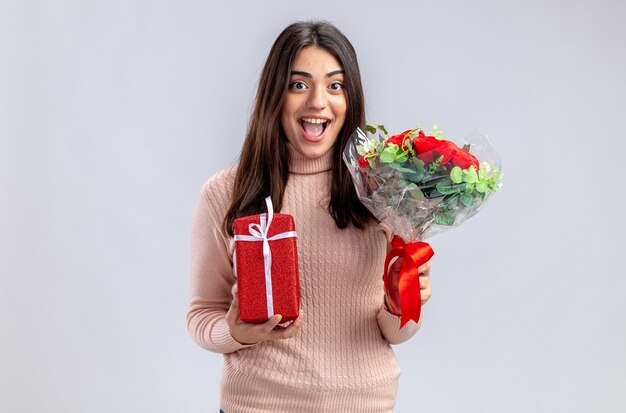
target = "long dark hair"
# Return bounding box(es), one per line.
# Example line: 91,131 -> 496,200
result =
223,21 -> 374,236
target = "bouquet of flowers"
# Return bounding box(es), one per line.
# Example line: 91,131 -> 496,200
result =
343,124 -> 502,326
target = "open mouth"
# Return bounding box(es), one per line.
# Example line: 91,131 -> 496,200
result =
299,118 -> 328,137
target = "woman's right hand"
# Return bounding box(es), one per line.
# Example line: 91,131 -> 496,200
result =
225,288 -> 304,345
385,257 -> 432,315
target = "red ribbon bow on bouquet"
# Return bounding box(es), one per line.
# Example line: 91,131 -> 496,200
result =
383,235 -> 435,328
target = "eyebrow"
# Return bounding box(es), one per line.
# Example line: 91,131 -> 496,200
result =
290,69 -> 345,78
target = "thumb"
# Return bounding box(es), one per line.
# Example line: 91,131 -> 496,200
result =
262,314 -> 283,333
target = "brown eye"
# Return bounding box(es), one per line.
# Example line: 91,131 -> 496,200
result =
329,82 -> 344,91
289,81 -> 307,90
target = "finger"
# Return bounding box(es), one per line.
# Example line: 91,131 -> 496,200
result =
274,310 -> 304,329
419,275 -> 431,290
270,312 -> 304,339
271,312 -> 303,332
418,261 -> 431,275
420,281 -> 432,303
260,314 -> 283,333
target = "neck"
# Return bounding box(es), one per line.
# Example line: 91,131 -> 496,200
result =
287,143 -> 334,174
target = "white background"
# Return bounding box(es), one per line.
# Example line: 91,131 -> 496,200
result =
1,0 -> 625,412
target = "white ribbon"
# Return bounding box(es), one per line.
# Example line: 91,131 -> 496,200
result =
234,196 -> 297,318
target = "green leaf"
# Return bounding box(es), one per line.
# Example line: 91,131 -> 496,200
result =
475,182 -> 488,193
463,167 -> 478,184
478,168 -> 487,181
364,124 -> 377,135
460,192 -> 474,207
380,147 -> 396,163
424,155 -> 445,178
405,139 -> 416,156
410,157 -> 425,170
395,151 -> 409,163
356,146 -> 366,156
403,170 -> 424,183
434,212 -> 455,225
450,166 -> 463,184
364,151 -> 376,160
376,142 -> 385,156
389,163 -> 416,173
436,180 -> 461,195
446,194 -> 460,209
429,125 -> 447,140
379,124 -> 388,135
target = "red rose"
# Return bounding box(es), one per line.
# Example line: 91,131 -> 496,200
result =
413,131 -> 447,164
439,140 -> 460,165
358,155 -> 369,168
451,149 -> 479,170
413,130 -> 479,170
386,130 -> 413,149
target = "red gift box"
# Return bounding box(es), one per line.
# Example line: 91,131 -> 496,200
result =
234,199 -> 300,323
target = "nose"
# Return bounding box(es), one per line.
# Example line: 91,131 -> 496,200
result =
307,85 -> 327,110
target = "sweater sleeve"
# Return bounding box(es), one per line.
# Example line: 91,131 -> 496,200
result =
376,305 -> 421,345
186,174 -> 254,354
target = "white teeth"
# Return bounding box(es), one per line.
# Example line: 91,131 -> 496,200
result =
301,118 -> 327,124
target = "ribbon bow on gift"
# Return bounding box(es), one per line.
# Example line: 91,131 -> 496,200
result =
383,235 -> 434,328
233,196 -> 297,318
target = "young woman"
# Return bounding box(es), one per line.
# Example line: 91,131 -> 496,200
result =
188,21 -> 432,412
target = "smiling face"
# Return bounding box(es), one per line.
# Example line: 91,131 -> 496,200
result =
280,46 -> 347,159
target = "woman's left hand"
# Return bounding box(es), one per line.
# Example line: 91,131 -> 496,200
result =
385,258 -> 432,314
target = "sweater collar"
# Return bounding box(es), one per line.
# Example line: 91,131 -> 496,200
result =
288,143 -> 334,174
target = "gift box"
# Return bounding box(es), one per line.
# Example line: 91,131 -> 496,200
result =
234,198 -> 300,323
